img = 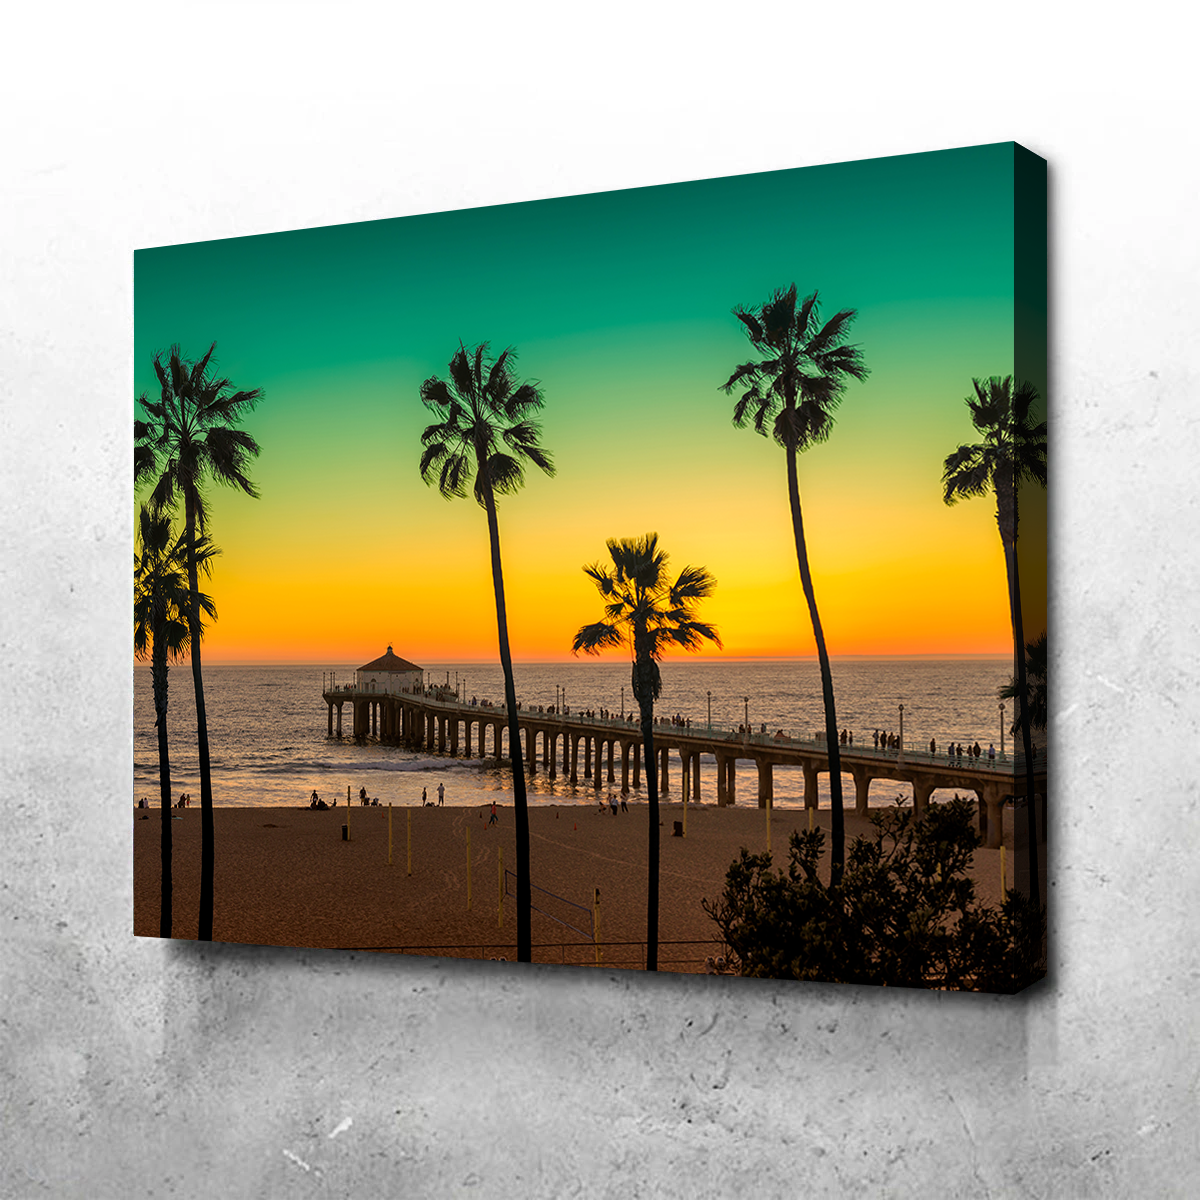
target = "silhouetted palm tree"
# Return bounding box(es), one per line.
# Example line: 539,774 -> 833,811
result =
419,342 -> 554,963
1000,632 -> 1047,741
721,285 -> 867,877
134,506 -> 217,937
572,533 -> 721,971
135,343 -> 263,940
943,375 -> 1047,906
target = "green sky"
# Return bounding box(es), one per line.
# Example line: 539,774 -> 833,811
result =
134,142 -> 1045,663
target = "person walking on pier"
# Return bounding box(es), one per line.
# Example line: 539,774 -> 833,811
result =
988,743 -> 996,767
930,737 -> 936,757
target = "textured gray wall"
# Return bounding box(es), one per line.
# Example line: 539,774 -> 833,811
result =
3,5 -> 1197,1196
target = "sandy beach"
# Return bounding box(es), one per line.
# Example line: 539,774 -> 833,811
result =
134,801 -> 1015,973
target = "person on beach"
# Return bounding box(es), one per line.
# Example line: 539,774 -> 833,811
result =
488,801 -> 498,826
359,786 -> 367,804
620,796 -> 628,813
437,782 -> 445,806
422,786 -> 427,806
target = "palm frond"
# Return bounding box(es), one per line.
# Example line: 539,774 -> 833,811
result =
572,621 -> 624,655
448,345 -> 476,403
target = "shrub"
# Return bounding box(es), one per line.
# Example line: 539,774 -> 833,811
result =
702,796 -> 1045,992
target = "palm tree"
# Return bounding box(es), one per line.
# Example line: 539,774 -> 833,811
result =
942,375 -> 1047,907
1000,632 -> 1047,743
134,506 -> 217,937
135,343 -> 263,940
721,285 -> 868,878
572,533 -> 721,971
418,342 -> 555,963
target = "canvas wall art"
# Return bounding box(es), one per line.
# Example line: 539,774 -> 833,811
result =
134,141 -> 1047,992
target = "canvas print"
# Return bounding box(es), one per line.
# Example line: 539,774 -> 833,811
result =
134,142 -> 1047,992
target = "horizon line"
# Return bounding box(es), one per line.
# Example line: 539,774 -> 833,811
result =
184,651 -> 1014,667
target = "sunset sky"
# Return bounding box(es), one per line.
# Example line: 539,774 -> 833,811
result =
134,142 -> 1045,664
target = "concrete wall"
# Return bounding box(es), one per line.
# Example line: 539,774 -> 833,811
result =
4,4 -> 1197,1195
356,670 -> 421,693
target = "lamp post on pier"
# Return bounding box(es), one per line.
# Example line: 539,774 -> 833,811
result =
743,697 -> 749,743
898,703 -> 905,764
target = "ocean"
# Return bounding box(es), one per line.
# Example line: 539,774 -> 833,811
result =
133,657 -> 1017,811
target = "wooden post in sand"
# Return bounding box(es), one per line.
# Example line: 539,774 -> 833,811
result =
388,803 -> 393,865
467,827 -> 472,911
407,809 -> 412,876
593,887 -> 601,966
498,847 -> 504,928
346,786 -> 351,841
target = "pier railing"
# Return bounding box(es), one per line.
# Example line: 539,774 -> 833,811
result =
323,680 -> 1042,771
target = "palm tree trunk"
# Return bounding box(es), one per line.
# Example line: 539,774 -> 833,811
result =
481,484 -> 532,962
152,647 -> 172,938
1006,547 -> 1041,911
635,677 -> 660,972
185,496 -> 215,942
785,446 -> 844,875
996,480 -> 1041,911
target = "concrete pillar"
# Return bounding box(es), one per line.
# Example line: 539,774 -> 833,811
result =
327,703 -> 333,737
692,752 -> 701,802
715,753 -> 727,807
632,742 -> 641,789
851,766 -> 872,816
659,746 -> 669,794
549,732 -> 557,780
621,742 -> 631,795
336,703 -> 343,738
570,735 -> 578,784
450,718 -> 458,756
757,759 -> 773,808
803,761 -> 818,809
978,784 -> 1006,851
594,739 -> 603,790
526,728 -> 537,774
584,737 -> 592,779
607,739 -> 615,783
726,757 -> 737,805
912,777 -> 936,821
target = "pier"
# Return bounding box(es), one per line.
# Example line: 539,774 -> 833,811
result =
321,685 -> 1046,850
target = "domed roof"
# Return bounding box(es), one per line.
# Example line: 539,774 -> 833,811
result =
358,645 -> 421,673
